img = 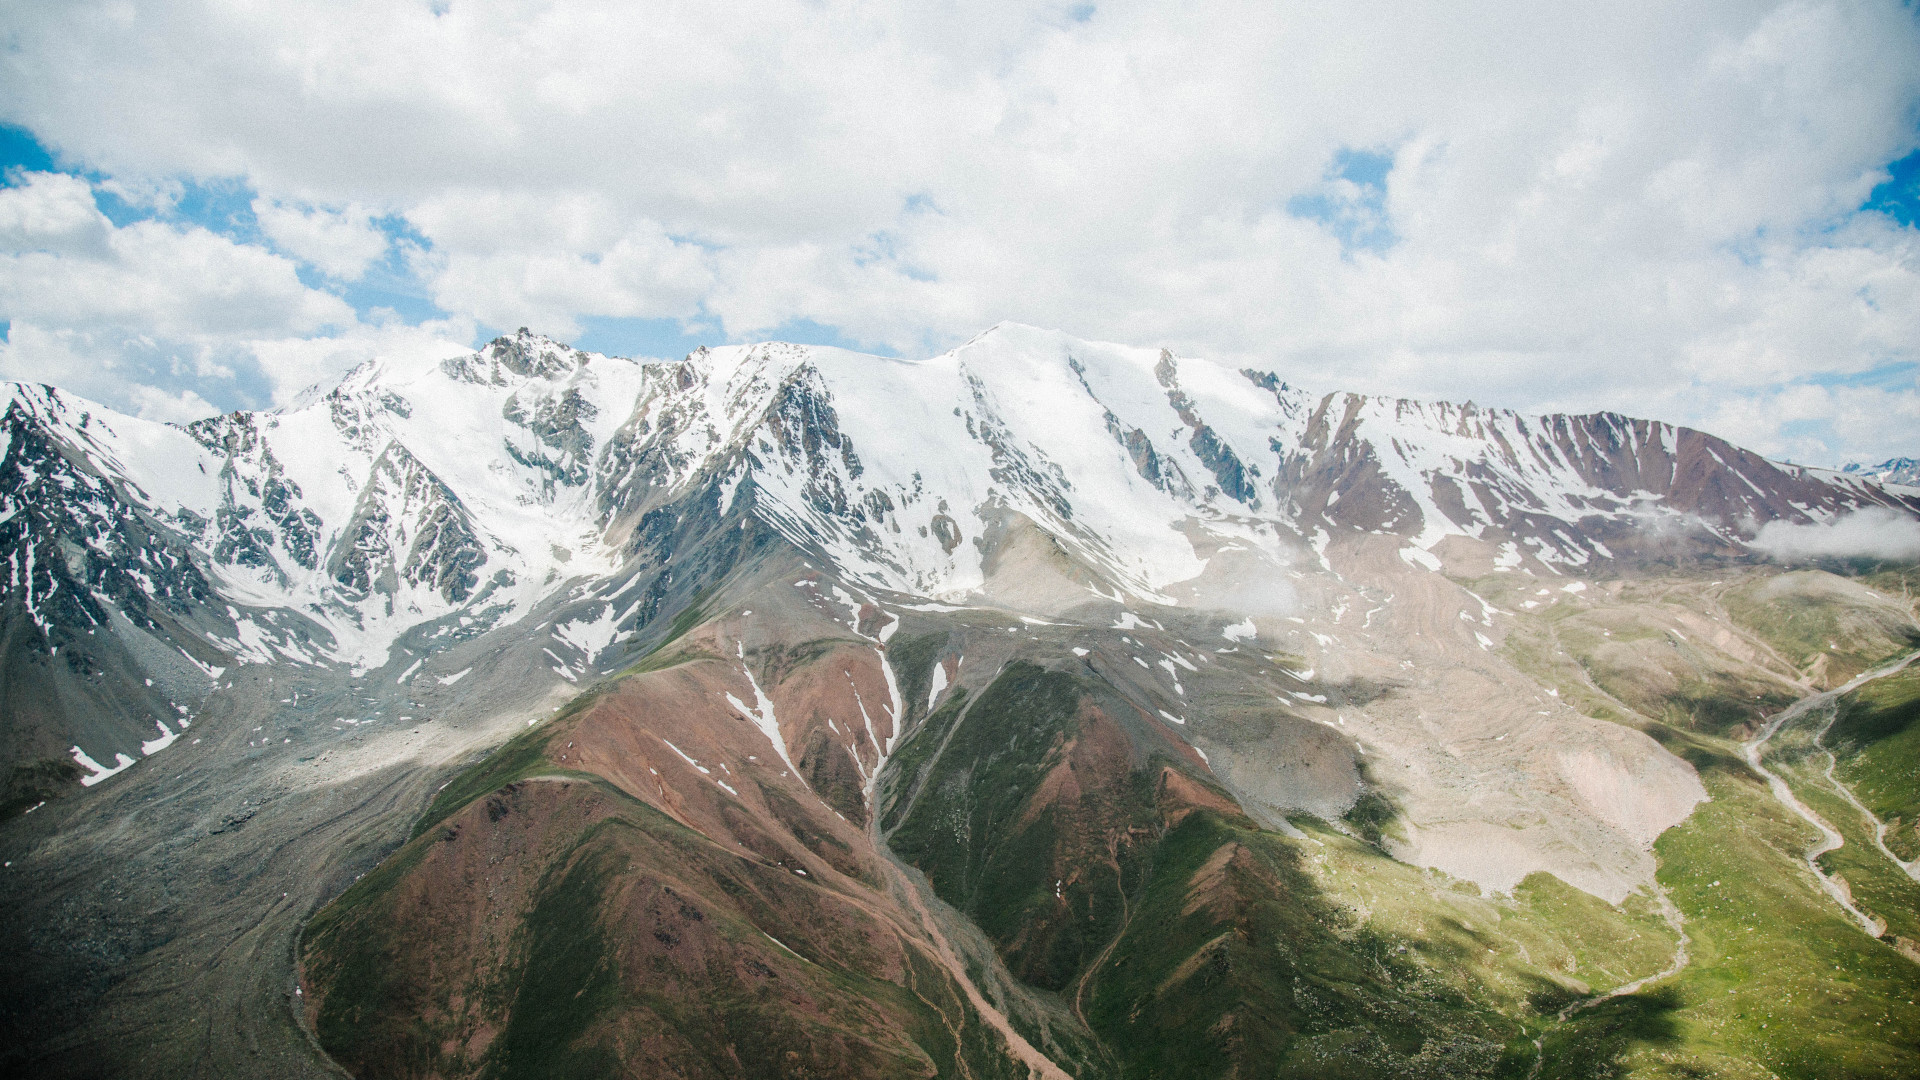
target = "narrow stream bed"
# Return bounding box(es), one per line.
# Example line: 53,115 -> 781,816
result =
1741,649 -> 1920,939
1528,648 -> 1920,1079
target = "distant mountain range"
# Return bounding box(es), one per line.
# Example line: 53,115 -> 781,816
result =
5,326 -> 1919,1080
1845,457 -> 1920,487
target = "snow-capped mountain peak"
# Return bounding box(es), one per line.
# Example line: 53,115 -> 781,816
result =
1843,457 -> 1920,488
7,324 -> 1918,776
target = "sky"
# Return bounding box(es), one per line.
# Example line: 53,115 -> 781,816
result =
1,0 -> 1916,467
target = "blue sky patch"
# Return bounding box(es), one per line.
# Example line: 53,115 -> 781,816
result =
747,317 -> 870,353
112,175 -> 258,235
568,315 -> 871,361
1802,360 -> 1916,391
1774,416 -> 1839,462
1863,146 -> 1919,227
1333,148 -> 1393,189
1288,147 -> 1398,255
570,316 -> 715,361
0,124 -> 57,174
332,216 -> 449,322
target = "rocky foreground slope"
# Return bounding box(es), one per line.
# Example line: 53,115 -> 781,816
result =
3,325 -> 1919,1078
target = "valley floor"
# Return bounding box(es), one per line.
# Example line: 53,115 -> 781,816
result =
9,561 -> 1920,1080
0,652 -> 574,1079
1528,652 -> 1920,1079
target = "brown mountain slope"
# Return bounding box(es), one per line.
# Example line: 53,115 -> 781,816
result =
300,573 -> 1099,1080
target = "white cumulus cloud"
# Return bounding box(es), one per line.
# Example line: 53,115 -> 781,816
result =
0,172 -> 468,417
251,198 -> 389,280
0,0 -> 1915,461
1750,507 -> 1920,562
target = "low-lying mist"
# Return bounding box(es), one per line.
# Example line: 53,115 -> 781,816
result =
1750,506 -> 1920,562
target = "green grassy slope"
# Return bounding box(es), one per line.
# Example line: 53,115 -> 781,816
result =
1543,759 -> 1920,1080
1481,573 -> 1920,1077
1722,573 -> 1920,686
1763,699 -> 1920,946
887,661 -> 1154,991
885,661 -> 1706,1079
1829,664 -> 1920,861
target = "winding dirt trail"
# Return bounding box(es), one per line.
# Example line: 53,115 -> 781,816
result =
1740,650 -> 1920,938
1526,651 -> 1920,1078
1066,861 -> 1130,1074
1525,885 -> 1691,1080
1806,673 -> 1920,885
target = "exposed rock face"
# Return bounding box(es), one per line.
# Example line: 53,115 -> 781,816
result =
2,388 -> 227,797
327,442 -> 487,605
190,412 -> 325,581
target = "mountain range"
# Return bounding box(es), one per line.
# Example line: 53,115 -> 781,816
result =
3,324 -> 1919,1079
1845,457 -> 1920,488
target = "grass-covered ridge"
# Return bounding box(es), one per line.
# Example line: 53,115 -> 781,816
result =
1828,662 -> 1920,861
1087,810 -> 1523,1078
304,602 -> 1047,1080
881,659 -> 1704,1077
1720,571 -> 1920,687
887,660 -> 1151,990
408,592 -> 732,843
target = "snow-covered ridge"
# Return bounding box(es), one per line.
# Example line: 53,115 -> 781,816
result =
632,322 -> 1918,594
8,324 -> 1917,680
1843,457 -> 1920,488
7,334 -> 656,671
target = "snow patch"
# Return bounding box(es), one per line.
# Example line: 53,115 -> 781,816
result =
553,600 -> 638,662
1493,542 -> 1523,570
928,662 -> 949,713
660,738 -> 710,774
1398,546 -> 1442,572
726,660 -> 797,776
71,745 -> 135,786
140,719 -> 179,756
